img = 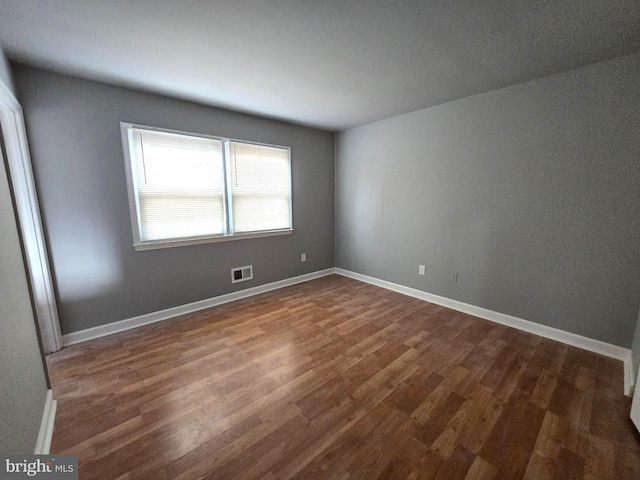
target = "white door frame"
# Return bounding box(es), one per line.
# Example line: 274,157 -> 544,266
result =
632,365 -> 640,432
0,79 -> 62,353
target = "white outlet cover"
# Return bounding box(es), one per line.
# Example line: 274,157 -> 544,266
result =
419,265 -> 425,275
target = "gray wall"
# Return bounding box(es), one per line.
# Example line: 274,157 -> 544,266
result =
336,52 -> 640,348
0,47 -> 49,453
13,65 -> 335,335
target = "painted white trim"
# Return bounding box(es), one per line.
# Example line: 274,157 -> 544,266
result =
133,229 -> 294,251
624,350 -> 635,397
63,268 -> 336,346
0,80 -> 63,353
335,269 -> 632,388
0,79 -> 19,110
34,390 -> 57,454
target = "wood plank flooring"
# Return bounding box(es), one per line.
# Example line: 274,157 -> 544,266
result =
48,275 -> 640,479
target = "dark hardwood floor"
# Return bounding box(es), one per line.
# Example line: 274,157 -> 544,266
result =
48,275 -> 640,479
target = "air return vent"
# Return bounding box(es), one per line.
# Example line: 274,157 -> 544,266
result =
231,265 -> 253,284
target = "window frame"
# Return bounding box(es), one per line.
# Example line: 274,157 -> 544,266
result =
120,122 -> 293,251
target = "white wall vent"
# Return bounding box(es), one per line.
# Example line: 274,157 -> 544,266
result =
231,265 -> 253,284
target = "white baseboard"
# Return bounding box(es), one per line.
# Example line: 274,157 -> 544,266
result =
335,268 -> 633,394
62,268 -> 336,346
34,390 -> 56,454
61,266 -> 634,396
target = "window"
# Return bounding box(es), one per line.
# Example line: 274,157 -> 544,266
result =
121,124 -> 292,250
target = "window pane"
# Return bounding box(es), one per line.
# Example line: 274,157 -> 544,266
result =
131,129 -> 225,241
229,142 -> 291,233
232,195 -> 291,232
138,193 -> 224,241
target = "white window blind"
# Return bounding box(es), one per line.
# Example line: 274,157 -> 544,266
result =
122,123 -> 292,249
130,129 -> 225,241
229,141 -> 292,233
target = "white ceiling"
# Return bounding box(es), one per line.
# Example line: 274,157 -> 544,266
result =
1,0 -> 639,131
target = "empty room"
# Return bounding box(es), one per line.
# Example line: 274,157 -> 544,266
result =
1,1 -> 640,479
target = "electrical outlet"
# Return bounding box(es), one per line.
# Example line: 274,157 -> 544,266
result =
418,265 -> 425,275
301,253 -> 307,262
450,272 -> 458,283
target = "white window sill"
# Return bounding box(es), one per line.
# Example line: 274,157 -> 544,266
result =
133,229 -> 293,251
